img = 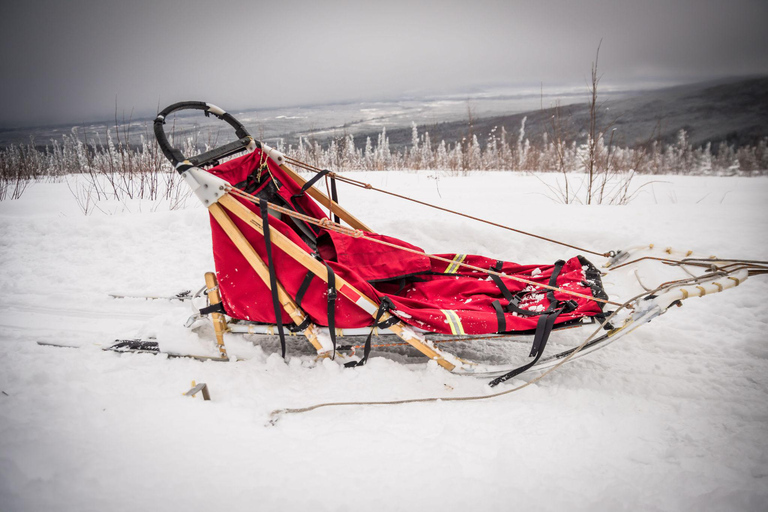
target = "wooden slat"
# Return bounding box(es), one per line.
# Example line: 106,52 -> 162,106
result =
218,194 -> 456,371
279,163 -> 372,232
209,203 -> 324,353
204,272 -> 229,359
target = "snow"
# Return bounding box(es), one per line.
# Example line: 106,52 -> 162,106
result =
1,172 -> 767,511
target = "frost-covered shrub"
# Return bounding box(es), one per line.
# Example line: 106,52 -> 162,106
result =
0,121 -> 766,205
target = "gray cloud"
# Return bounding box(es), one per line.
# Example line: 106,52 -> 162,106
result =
1,0 -> 766,126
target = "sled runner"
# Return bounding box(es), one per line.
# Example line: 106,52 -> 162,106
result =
144,102 -> 766,385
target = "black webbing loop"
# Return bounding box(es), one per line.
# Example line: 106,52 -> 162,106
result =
325,263 -> 338,359
260,201 -> 287,359
288,171 -> 337,240
494,259 -> 569,316
294,169 -> 330,199
374,314 -> 400,331
345,297 -> 394,368
235,173 -> 259,194
286,317 -> 312,333
486,260 -> 585,385
506,296 -> 540,317
199,302 -> 226,316
529,309 -> 559,358
292,169 -> 340,226
335,314 -> 399,352
488,306 -> 565,387
489,266 -> 541,317
234,161 -> 272,194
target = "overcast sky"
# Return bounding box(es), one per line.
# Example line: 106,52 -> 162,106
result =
1,0 -> 766,127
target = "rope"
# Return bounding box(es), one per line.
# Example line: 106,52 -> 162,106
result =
267,302 -> 629,423
281,157 -> 768,279
226,187 -> 624,308
283,156 -> 609,258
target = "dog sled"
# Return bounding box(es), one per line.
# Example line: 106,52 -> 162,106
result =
117,101 -> 765,387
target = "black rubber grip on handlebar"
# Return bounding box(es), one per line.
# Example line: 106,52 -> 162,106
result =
153,101 -> 259,170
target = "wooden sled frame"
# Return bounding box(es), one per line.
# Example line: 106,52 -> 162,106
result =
145,102 -> 764,382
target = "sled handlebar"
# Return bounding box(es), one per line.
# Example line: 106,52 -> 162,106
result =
153,101 -> 260,170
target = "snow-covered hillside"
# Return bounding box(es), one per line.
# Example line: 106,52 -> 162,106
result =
1,172 -> 766,511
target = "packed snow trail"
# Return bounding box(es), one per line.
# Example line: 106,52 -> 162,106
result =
1,173 -> 767,512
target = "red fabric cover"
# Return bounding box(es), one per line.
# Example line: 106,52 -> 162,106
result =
206,149 -> 604,334
321,230 -> 431,282
381,255 -> 602,334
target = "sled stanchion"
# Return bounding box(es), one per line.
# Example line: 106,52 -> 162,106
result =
217,194 -> 457,371
208,203 -> 326,353
204,272 -> 229,359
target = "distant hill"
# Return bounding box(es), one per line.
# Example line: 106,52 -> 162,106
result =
350,76 -> 768,151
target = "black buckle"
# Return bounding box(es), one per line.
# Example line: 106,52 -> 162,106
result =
561,299 -> 578,314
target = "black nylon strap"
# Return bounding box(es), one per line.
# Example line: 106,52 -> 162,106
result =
234,163 -> 272,194
487,260 -> 573,384
529,308 -> 560,357
260,201 -> 287,359
491,300 -> 506,333
489,264 -> 542,317
234,173 -> 260,194
345,297 -> 394,368
488,306 -> 565,387
199,302 -> 226,316
489,261 -> 539,317
490,272 -> 516,304
375,314 -> 400,331
295,169 -> 330,198
286,317 -> 311,333
325,263 -> 338,359
498,259 -> 569,317
294,270 -> 315,309
545,260 -> 566,309
291,169 -> 338,233
330,174 -> 340,224
504,296 -> 540,317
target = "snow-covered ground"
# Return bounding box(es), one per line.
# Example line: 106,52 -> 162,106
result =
0,172 -> 766,511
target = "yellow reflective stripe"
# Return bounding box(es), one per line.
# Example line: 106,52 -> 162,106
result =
440,309 -> 466,335
445,254 -> 466,274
